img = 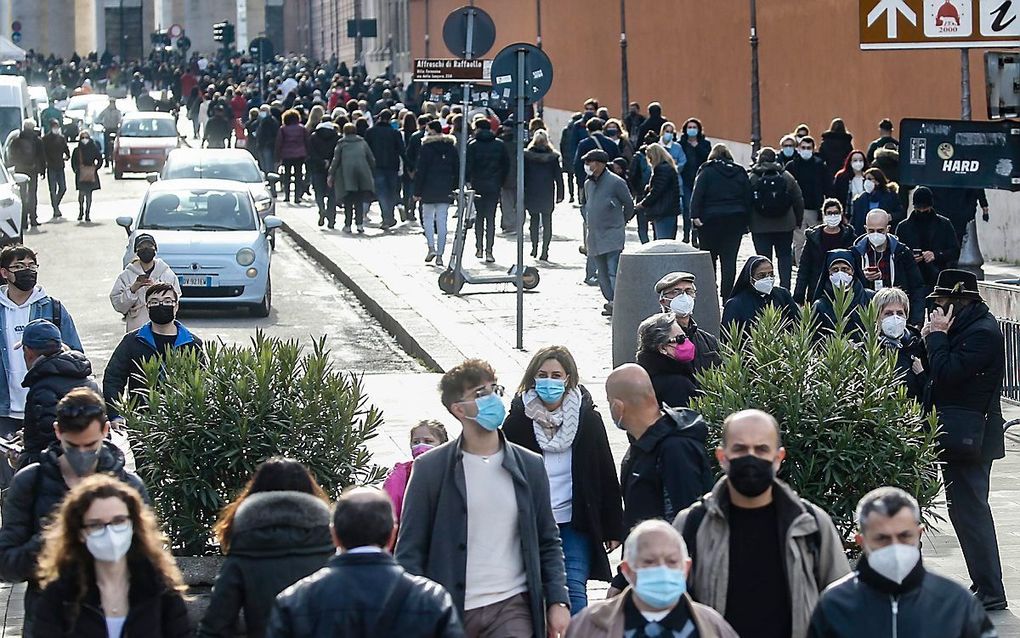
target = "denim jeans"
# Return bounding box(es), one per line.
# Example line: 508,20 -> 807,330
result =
636,209 -> 651,244
422,203 -> 449,257
527,208 -> 553,254
652,215 -> 678,241
682,183 -> 694,238
593,250 -> 621,303
258,148 -> 276,196
474,190 -> 499,252
374,169 -> 400,224
500,186 -> 518,231
47,167 -> 66,213
559,522 -> 593,614
752,230 -> 794,289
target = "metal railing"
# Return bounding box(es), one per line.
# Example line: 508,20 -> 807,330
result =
1001,319 -> 1020,404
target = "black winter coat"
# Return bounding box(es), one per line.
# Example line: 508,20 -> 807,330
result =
502,386 -> 624,582
465,130 -> 509,194
794,225 -> 856,304
818,130 -> 853,182
923,302 -> 1006,461
522,147 -> 564,214
785,154 -> 829,210
8,129 -> 45,174
689,159 -> 752,230
573,133 -> 620,184
635,350 -> 698,408
721,255 -> 800,335
850,188 -> 904,236
850,235 -> 925,325
680,137 -> 711,188
198,491 -> 334,638
808,558 -> 994,638
894,210 -> 960,288
929,187 -> 988,242
364,123 -> 405,171
413,134 -> 459,204
638,161 -> 680,221
678,317 -> 722,375
306,125 -> 340,175
34,557 -> 190,638
881,327 -> 927,401
21,350 -> 99,460
255,116 -> 279,151
267,553 -> 464,638
406,129 -> 425,176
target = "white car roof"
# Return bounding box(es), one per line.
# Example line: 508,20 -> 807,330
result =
147,178 -> 253,194
123,111 -> 175,121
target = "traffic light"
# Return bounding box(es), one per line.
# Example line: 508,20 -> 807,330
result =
213,22 -> 227,43
223,23 -> 235,46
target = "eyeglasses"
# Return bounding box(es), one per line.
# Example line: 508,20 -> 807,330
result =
464,383 -> 504,401
7,264 -> 37,273
56,404 -> 106,420
751,272 -> 774,281
146,301 -> 176,308
661,288 -> 696,300
83,516 -> 131,537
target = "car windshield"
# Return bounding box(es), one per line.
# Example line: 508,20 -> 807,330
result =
162,156 -> 262,182
0,107 -> 21,143
120,118 -> 177,137
139,190 -> 256,231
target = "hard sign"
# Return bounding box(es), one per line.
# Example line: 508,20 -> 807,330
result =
490,43 -> 553,104
413,59 -> 488,83
899,118 -> 1020,191
443,6 -> 496,59
248,37 -> 274,63
860,0 -> 1020,49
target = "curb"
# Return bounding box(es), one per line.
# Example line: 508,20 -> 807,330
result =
280,220 -> 463,373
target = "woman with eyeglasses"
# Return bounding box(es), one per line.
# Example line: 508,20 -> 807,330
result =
635,313 -> 700,408
502,346 -> 623,615
34,473 -> 190,637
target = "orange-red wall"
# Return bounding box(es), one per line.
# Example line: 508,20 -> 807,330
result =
410,0 -> 991,150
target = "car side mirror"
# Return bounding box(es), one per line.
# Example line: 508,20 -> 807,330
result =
12,173 -> 29,185
263,215 -> 283,232
116,216 -> 133,236
146,173 -> 159,183
265,172 -> 280,185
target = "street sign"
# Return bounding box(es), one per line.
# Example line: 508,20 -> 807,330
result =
249,37 -> 274,64
490,43 -> 554,104
899,118 -> 1020,191
860,0 -> 1020,49
346,19 -> 377,38
443,6 -> 496,59
986,52 -> 1020,119
413,59 -> 488,83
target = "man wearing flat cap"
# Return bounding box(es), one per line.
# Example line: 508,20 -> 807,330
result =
654,272 -> 720,373
582,149 -> 634,316
921,269 -> 1007,611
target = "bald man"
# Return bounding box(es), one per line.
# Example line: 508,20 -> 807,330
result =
673,410 -> 849,638
851,208 -> 925,324
605,364 -> 713,595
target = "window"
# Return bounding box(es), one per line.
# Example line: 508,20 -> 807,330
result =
140,190 -> 257,231
119,118 -> 178,137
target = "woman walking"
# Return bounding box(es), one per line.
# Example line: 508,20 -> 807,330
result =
275,109 -> 310,204
328,122 -> 376,234
502,346 -> 623,615
523,129 -> 564,261
679,118 -> 711,242
70,130 -> 102,222
413,121 -> 458,266
830,149 -> 869,212
635,142 -> 680,240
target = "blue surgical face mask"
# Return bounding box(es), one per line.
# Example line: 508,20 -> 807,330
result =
633,565 -> 687,609
470,393 -> 506,431
390,120 -> 400,130
661,132 -> 673,144
534,378 -> 566,404
686,127 -> 699,138
781,146 -> 795,158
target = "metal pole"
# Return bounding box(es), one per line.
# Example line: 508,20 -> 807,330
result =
515,48 -> 526,350
120,0 -> 125,61
535,0 -> 543,118
960,49 -> 972,120
749,0 -> 761,158
355,0 -> 363,71
619,0 -> 629,119
424,0 -> 430,57
456,8 -> 475,279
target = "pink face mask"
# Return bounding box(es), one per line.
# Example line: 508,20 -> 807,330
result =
411,443 -> 434,458
673,339 -> 696,363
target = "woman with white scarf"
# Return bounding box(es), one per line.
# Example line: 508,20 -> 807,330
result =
502,346 -> 624,615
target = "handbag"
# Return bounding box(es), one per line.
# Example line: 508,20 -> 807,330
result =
78,153 -> 98,184
937,405 -> 992,462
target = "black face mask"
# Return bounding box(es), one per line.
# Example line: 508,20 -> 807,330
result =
9,269 -> 37,292
136,248 -> 156,263
148,305 -> 176,325
727,455 -> 776,497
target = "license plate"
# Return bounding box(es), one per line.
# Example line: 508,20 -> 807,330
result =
179,275 -> 212,287
139,159 -> 156,166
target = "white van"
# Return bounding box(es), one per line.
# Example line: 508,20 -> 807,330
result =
0,76 -> 30,144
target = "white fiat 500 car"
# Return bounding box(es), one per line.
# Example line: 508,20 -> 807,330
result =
117,180 -> 282,317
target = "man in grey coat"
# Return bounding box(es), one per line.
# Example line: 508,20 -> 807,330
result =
581,149 -> 634,316
396,358 -> 570,638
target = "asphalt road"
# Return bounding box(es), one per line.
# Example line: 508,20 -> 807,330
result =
23,166 -> 424,378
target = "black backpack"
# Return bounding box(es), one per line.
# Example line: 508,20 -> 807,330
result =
752,170 -> 791,217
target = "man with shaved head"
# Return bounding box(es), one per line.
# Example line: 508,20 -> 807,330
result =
673,409 -> 849,638
604,364 -> 713,596
851,207 -> 925,325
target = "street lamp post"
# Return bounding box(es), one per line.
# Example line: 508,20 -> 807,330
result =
749,0 -> 761,159
619,0 -> 628,118
424,0 -> 430,57
119,0 -> 126,61
536,0 -> 543,117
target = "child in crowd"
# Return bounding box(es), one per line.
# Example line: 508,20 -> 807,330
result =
382,420 -> 449,524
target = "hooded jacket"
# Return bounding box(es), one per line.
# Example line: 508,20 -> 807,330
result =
785,153 -> 828,210
502,385 -> 624,583
721,256 -> 800,334
198,491 -> 334,638
849,234 -> 924,325
523,146 -> 564,214
635,349 -> 698,409
871,146 -> 900,185
808,557 -> 994,638
414,133 -> 460,204
674,478 -> 851,638
329,134 -> 376,197
811,249 -> 876,337
307,122 -> 340,175
637,160 -> 680,221
690,159 -> 753,229
748,161 -> 804,234
20,350 -> 99,460
818,130 -> 854,182
465,130 -> 509,194
109,258 -> 182,333
893,209 -> 960,288
794,224 -> 856,304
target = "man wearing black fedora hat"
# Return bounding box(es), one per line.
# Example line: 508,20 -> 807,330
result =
921,268 -> 1007,610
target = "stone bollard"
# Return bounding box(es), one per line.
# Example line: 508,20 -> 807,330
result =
611,240 -> 720,367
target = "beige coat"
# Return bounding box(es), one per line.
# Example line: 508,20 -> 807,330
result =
672,478 -> 851,638
565,589 -> 738,638
109,258 -> 181,332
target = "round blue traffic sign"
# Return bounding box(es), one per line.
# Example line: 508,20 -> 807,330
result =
489,43 -> 553,104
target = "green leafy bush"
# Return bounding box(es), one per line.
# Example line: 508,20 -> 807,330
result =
118,332 -> 386,555
693,290 -> 942,550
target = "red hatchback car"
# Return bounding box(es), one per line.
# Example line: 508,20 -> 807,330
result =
113,112 -> 181,179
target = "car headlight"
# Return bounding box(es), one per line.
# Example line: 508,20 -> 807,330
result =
254,197 -> 272,212
119,147 -> 130,155
236,248 -> 256,266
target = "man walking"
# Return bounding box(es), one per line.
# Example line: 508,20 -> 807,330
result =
6,120 -> 45,228
922,269 -> 1008,611
397,358 -> 570,638
673,409 -> 850,638
363,109 -> 405,229
582,149 -> 633,316
41,119 -> 69,219
267,488 -> 464,637
784,135 -> 827,265
97,97 -> 122,167
893,186 -> 959,298
109,234 -> 181,332
654,272 -> 721,373
465,120 -> 509,263
808,487 -> 996,637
